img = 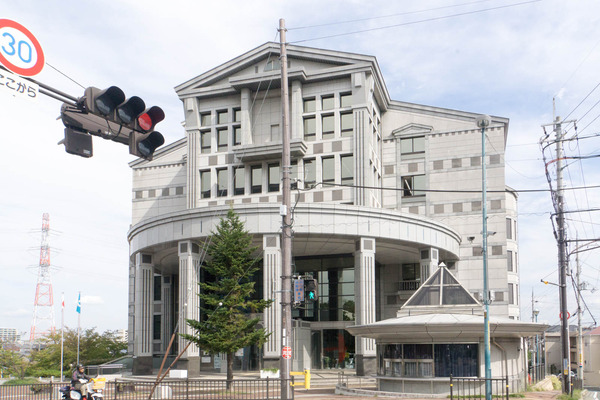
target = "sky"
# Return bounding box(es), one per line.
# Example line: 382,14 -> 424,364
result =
1,0 -> 599,339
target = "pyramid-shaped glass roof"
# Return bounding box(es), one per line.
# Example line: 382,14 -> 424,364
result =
403,266 -> 479,308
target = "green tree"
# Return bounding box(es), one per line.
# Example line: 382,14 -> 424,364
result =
182,209 -> 272,388
0,346 -> 29,379
29,328 -> 126,377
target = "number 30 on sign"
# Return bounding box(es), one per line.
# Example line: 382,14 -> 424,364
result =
0,19 -> 45,77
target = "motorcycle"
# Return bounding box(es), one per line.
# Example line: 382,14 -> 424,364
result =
60,377 -> 105,400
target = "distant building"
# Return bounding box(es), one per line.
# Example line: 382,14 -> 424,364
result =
583,326 -> 600,387
127,42 -> 523,377
115,329 -> 128,343
0,327 -> 19,343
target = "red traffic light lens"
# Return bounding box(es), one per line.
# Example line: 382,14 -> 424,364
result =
137,106 -> 165,132
138,113 -> 153,131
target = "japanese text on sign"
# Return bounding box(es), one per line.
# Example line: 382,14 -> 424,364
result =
0,69 -> 38,99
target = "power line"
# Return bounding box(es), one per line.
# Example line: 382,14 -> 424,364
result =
290,0 -> 541,44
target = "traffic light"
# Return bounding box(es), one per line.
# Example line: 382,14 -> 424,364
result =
129,106 -> 165,160
305,278 -> 318,302
60,86 -> 165,160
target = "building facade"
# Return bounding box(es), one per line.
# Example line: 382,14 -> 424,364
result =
127,43 -> 519,375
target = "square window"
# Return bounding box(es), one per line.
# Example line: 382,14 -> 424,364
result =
303,98 -> 316,113
251,165 -> 262,194
322,95 -> 334,110
201,130 -> 211,153
217,110 -> 228,125
200,112 -> 211,127
402,175 -> 426,197
268,163 -> 280,192
433,160 -> 444,170
304,117 -> 316,141
341,112 -> 353,137
233,108 -> 241,122
303,159 -> 316,188
217,128 -> 228,152
217,168 -> 228,197
322,114 -> 335,139
340,92 -> 352,108
452,158 -> 462,168
200,170 -> 211,199
233,125 -> 242,145
471,156 -> 481,167
322,157 -> 335,186
234,166 -> 245,196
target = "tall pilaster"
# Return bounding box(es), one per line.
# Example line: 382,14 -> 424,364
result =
262,234 -> 282,364
133,252 -> 154,374
354,237 -> 377,375
177,240 -> 201,374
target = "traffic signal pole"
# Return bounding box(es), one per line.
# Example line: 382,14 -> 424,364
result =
279,18 -> 293,400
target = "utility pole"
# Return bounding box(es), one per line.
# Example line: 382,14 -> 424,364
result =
279,18 -> 293,400
576,248 -> 583,385
541,112 -> 574,394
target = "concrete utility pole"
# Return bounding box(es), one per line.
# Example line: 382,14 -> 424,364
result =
542,113 -> 573,394
279,18 -> 293,400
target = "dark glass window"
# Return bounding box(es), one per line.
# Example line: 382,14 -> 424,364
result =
434,344 -> 478,377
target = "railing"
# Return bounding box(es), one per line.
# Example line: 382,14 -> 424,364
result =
450,376 -> 509,400
528,364 -> 545,385
0,378 -> 293,400
399,280 -> 420,291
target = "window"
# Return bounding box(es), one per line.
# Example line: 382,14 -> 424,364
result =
400,136 -> 425,154
341,112 -> 353,137
233,125 -> 242,145
506,218 -> 513,240
471,156 -> 481,167
234,166 -> 245,196
217,110 -> 228,124
233,108 -> 241,122
452,158 -> 462,168
264,59 -> 280,71
322,114 -> 335,139
303,98 -> 316,113
217,168 -> 228,197
200,170 -> 211,199
268,163 -> 280,192
217,128 -> 228,152
321,95 -> 334,110
303,159 -> 316,188
200,112 -> 211,127
322,157 -> 335,186
402,175 -> 426,197
507,250 -> 513,272
340,92 -> 352,108
508,283 -> 515,304
201,130 -> 211,153
433,160 -> 444,170
153,315 -> 161,341
303,117 -> 316,141
153,275 -> 162,301
341,155 -> 353,186
162,188 -> 169,197
251,165 -> 262,194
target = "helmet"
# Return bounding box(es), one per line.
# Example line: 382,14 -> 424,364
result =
77,364 -> 83,369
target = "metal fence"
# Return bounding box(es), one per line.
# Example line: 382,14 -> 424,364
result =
0,378 -> 293,400
450,376 -> 509,400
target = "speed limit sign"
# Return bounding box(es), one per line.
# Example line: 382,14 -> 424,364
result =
0,19 -> 45,77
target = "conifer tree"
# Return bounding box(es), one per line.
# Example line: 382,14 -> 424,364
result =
182,209 -> 272,388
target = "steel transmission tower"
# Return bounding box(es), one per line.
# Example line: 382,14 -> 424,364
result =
30,213 -> 56,341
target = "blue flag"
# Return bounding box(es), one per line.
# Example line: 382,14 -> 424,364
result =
76,293 -> 81,314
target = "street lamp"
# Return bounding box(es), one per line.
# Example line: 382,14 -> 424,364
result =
476,114 -> 492,400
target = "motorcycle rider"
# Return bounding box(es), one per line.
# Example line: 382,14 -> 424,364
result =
71,364 -> 91,399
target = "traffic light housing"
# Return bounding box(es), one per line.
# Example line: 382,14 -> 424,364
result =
305,278 -> 318,302
60,86 -> 165,160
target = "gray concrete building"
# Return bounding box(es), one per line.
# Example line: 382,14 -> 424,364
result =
127,42 -> 519,376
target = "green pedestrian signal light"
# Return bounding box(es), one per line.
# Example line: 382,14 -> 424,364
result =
305,278 -> 318,302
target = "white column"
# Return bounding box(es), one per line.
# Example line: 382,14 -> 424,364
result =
134,253 -> 154,357
263,234 -> 282,359
291,80 -> 302,140
178,241 -> 201,358
161,275 -> 173,353
354,238 -> 376,357
241,88 -> 253,145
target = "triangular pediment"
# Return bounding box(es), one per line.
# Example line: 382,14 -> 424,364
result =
175,42 -> 385,101
391,123 -> 433,137
402,266 -> 480,310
